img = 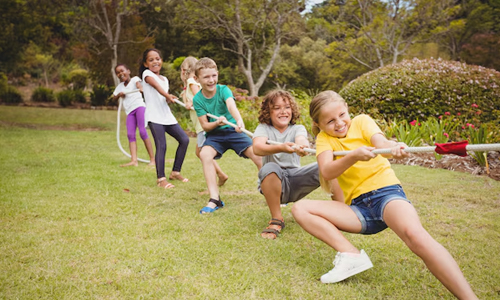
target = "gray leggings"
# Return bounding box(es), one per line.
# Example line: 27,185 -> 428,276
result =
148,122 -> 189,178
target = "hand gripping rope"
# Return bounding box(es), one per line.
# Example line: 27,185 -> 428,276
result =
173,98 -> 500,157
116,89 -> 150,163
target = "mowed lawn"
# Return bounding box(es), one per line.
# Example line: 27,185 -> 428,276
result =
1,106 -> 499,299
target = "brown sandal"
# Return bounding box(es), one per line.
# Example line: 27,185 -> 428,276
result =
157,177 -> 175,189
261,218 -> 285,239
169,173 -> 189,182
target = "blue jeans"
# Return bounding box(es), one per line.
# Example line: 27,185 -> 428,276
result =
350,185 -> 411,235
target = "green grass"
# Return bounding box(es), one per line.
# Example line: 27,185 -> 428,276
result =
1,105 -> 500,299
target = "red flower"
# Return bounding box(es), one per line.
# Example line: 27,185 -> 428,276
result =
457,113 -> 461,116
445,112 -> 450,115
410,120 -> 417,126
471,103 -> 479,108
444,132 -> 449,138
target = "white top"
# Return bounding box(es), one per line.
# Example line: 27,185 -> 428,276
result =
113,76 -> 145,115
142,69 -> 177,125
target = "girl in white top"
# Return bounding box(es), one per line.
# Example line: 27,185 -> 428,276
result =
112,64 -> 155,167
180,56 -> 228,186
139,48 -> 190,189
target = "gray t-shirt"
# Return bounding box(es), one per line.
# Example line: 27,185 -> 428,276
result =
253,123 -> 308,169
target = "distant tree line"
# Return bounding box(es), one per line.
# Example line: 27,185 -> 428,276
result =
0,0 -> 498,96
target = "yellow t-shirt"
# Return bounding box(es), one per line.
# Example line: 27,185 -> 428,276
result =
316,114 -> 400,205
186,77 -> 204,134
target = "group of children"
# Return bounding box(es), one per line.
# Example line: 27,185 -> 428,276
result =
112,49 -> 477,299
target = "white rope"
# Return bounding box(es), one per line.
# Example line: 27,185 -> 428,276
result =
332,144 -> 500,156
173,99 -> 316,153
116,89 -> 150,163
172,99 -> 500,157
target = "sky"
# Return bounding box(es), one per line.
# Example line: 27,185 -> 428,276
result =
305,0 -> 326,13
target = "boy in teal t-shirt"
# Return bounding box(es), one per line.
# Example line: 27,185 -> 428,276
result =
193,57 -> 262,214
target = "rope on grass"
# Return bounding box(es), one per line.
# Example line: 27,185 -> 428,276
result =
172,99 -> 500,157
116,89 -> 150,163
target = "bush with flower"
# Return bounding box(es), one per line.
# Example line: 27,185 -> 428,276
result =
382,102 -> 497,165
340,58 -> 500,125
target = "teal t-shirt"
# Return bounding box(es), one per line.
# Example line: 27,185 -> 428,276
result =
193,84 -> 236,133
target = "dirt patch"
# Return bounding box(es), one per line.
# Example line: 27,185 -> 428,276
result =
390,151 -> 500,181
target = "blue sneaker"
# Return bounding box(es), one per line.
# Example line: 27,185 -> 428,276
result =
199,198 -> 224,214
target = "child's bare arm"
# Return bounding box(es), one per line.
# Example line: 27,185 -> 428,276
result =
185,82 -> 200,109
317,147 -> 375,180
112,92 -> 124,102
371,133 -> 409,159
198,115 -> 226,132
136,81 -> 143,93
144,76 -> 176,103
226,98 -> 244,132
253,136 -> 294,156
329,179 -> 344,202
293,135 -> 310,157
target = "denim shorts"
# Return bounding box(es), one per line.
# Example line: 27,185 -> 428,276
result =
203,127 -> 253,159
350,184 -> 411,235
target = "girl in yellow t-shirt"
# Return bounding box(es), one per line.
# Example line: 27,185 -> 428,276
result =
291,90 -> 477,299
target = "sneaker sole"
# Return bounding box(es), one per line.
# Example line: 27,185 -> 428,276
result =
320,261 -> 374,284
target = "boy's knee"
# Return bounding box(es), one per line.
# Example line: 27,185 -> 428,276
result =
291,200 -> 307,218
261,172 -> 280,186
200,147 -> 216,161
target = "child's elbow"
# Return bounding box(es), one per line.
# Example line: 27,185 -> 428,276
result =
320,169 -> 335,181
253,148 -> 265,156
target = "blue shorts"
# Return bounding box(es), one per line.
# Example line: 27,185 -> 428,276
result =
350,184 -> 411,235
203,127 -> 253,159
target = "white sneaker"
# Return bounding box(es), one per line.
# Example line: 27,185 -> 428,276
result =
320,249 -> 373,283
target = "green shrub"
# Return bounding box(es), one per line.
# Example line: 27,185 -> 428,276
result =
0,72 -> 8,95
340,58 -> 500,124
56,89 -> 86,107
385,119 -> 424,147
464,125 -> 490,167
67,69 -> 88,90
57,90 -> 73,107
31,87 -> 55,102
90,85 -> 112,106
72,89 -> 87,103
0,86 -> 23,104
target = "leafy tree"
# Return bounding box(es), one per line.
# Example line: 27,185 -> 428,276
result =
461,32 -> 500,70
457,0 -> 500,70
0,0 -> 69,75
271,37 -> 342,91
307,0 -> 457,70
177,0 -> 305,96
69,0 -> 155,85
